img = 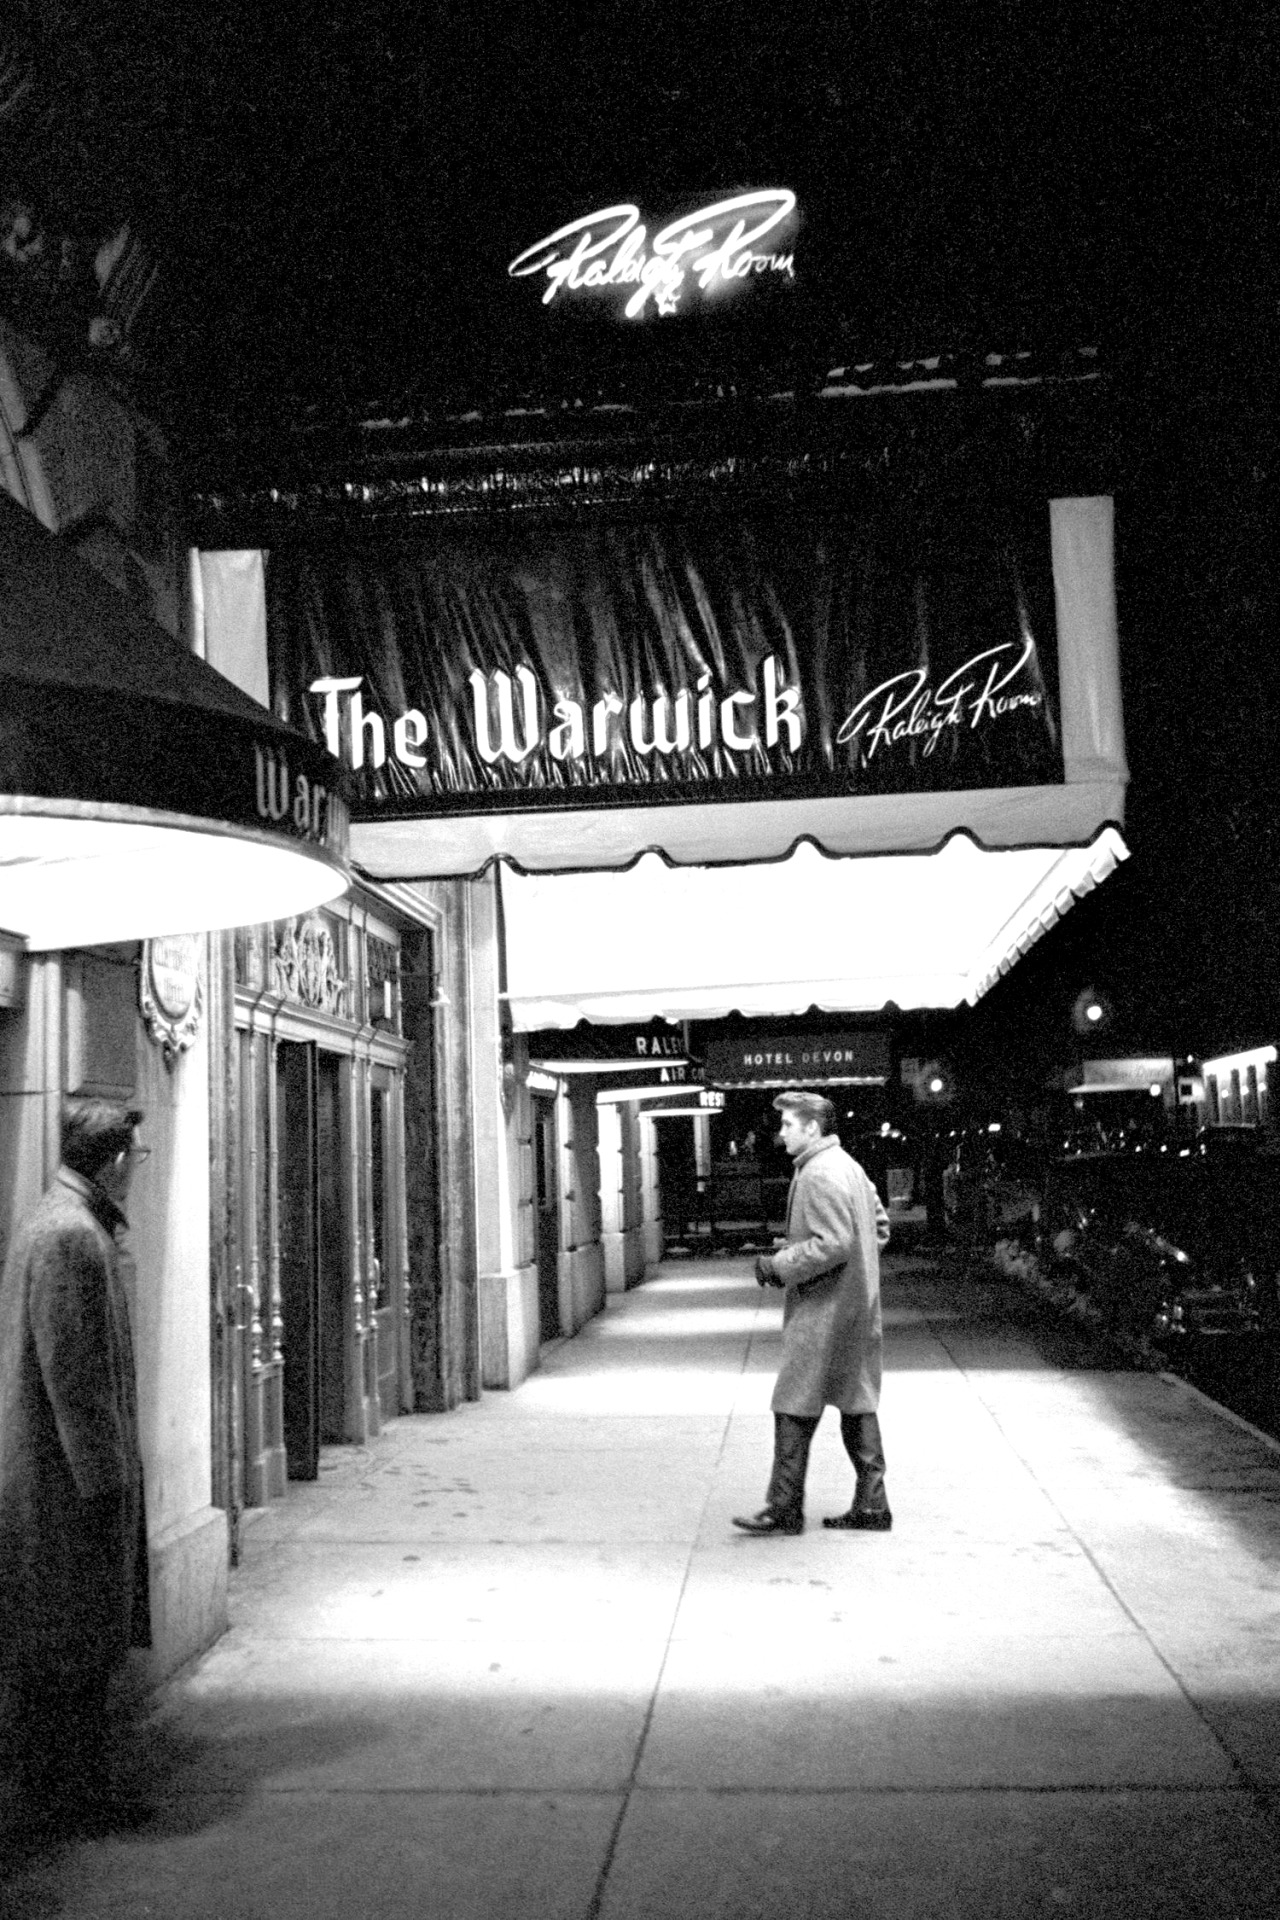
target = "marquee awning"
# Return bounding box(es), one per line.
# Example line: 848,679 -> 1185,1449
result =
0,493 -> 350,950
502,828 -> 1127,1028
494,493 -> 1126,1024
294,494 -> 1124,881
205,486 -> 1127,1023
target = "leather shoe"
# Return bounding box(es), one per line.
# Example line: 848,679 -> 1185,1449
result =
822,1508 -> 892,1531
732,1508 -> 803,1535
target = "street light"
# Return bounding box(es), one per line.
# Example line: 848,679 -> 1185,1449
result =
1071,986 -> 1113,1036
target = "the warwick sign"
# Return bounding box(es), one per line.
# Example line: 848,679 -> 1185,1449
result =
272,509 -> 1064,817
312,656 -> 802,773
310,638 -> 1046,785
507,190 -> 797,319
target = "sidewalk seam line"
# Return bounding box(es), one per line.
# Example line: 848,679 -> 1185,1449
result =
585,1280 -> 772,1920
917,1286 -> 1276,1809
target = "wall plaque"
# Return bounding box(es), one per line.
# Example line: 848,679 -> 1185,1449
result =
140,932 -> 204,1067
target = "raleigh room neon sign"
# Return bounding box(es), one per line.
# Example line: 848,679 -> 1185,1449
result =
507,190 -> 797,319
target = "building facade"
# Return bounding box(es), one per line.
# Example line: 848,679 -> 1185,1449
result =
0,313 -> 232,1687
0,314 -> 661,1763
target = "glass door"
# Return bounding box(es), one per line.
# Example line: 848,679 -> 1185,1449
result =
370,1064 -> 402,1420
534,1094 -> 561,1342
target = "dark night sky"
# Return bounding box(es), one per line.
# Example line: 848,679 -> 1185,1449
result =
91,4 -> 1280,1067
130,6 -> 1272,401
133,20 -> 1274,423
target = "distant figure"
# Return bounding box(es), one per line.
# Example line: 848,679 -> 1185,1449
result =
734,1089 -> 892,1536
0,1098 -> 151,1830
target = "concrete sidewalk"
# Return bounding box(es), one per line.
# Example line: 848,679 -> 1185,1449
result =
6,1253 -> 1280,1918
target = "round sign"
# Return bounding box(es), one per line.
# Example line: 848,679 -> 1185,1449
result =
148,933 -> 201,1020
140,933 -> 204,1065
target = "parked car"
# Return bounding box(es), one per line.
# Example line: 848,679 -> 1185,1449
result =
944,1129 -> 1043,1240
1039,1147 -> 1280,1350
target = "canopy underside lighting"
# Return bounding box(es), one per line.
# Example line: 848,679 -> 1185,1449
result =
501,828 -> 1128,1028
0,809 -> 347,952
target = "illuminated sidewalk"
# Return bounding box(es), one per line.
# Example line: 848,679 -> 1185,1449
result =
6,1254 -> 1280,1919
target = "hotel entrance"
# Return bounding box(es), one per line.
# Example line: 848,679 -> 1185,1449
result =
217,893 -> 430,1515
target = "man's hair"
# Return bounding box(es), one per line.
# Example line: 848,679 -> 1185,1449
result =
61,1098 -> 144,1179
772,1090 -> 835,1134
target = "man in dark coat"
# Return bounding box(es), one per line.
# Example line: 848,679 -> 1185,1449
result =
0,1098 -> 151,1826
734,1089 -> 892,1536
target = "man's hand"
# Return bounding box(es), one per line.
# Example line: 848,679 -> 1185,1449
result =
755,1254 -> 781,1289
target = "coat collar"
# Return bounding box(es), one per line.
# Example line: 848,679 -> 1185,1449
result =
792,1133 -> 840,1172
55,1165 -> 129,1236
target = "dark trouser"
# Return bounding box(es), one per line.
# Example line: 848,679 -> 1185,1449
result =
841,1410 -> 890,1517
765,1410 -> 890,1520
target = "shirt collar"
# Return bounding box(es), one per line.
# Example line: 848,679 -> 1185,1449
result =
56,1165 -> 129,1235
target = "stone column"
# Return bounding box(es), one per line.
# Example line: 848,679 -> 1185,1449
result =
465,873 -> 537,1390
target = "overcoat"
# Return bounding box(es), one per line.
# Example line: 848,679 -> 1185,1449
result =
0,1169 -> 150,1698
770,1134 -> 890,1416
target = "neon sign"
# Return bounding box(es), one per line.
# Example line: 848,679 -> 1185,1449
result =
507,190 -> 797,319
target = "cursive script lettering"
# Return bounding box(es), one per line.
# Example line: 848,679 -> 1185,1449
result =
836,639 -> 1043,765
508,191 -> 797,318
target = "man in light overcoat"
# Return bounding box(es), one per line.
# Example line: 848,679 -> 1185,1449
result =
0,1097 -> 151,1829
734,1089 -> 892,1535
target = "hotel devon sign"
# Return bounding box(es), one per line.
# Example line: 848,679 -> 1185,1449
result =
508,191 -> 797,319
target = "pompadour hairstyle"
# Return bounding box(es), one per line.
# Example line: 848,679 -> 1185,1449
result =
771,1090 -> 835,1134
60,1098 -> 145,1180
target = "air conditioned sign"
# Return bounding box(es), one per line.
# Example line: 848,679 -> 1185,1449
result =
590,1062 -> 704,1093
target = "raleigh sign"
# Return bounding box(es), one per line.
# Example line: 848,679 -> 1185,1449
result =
523,1022 -> 690,1065
508,190 -> 797,319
